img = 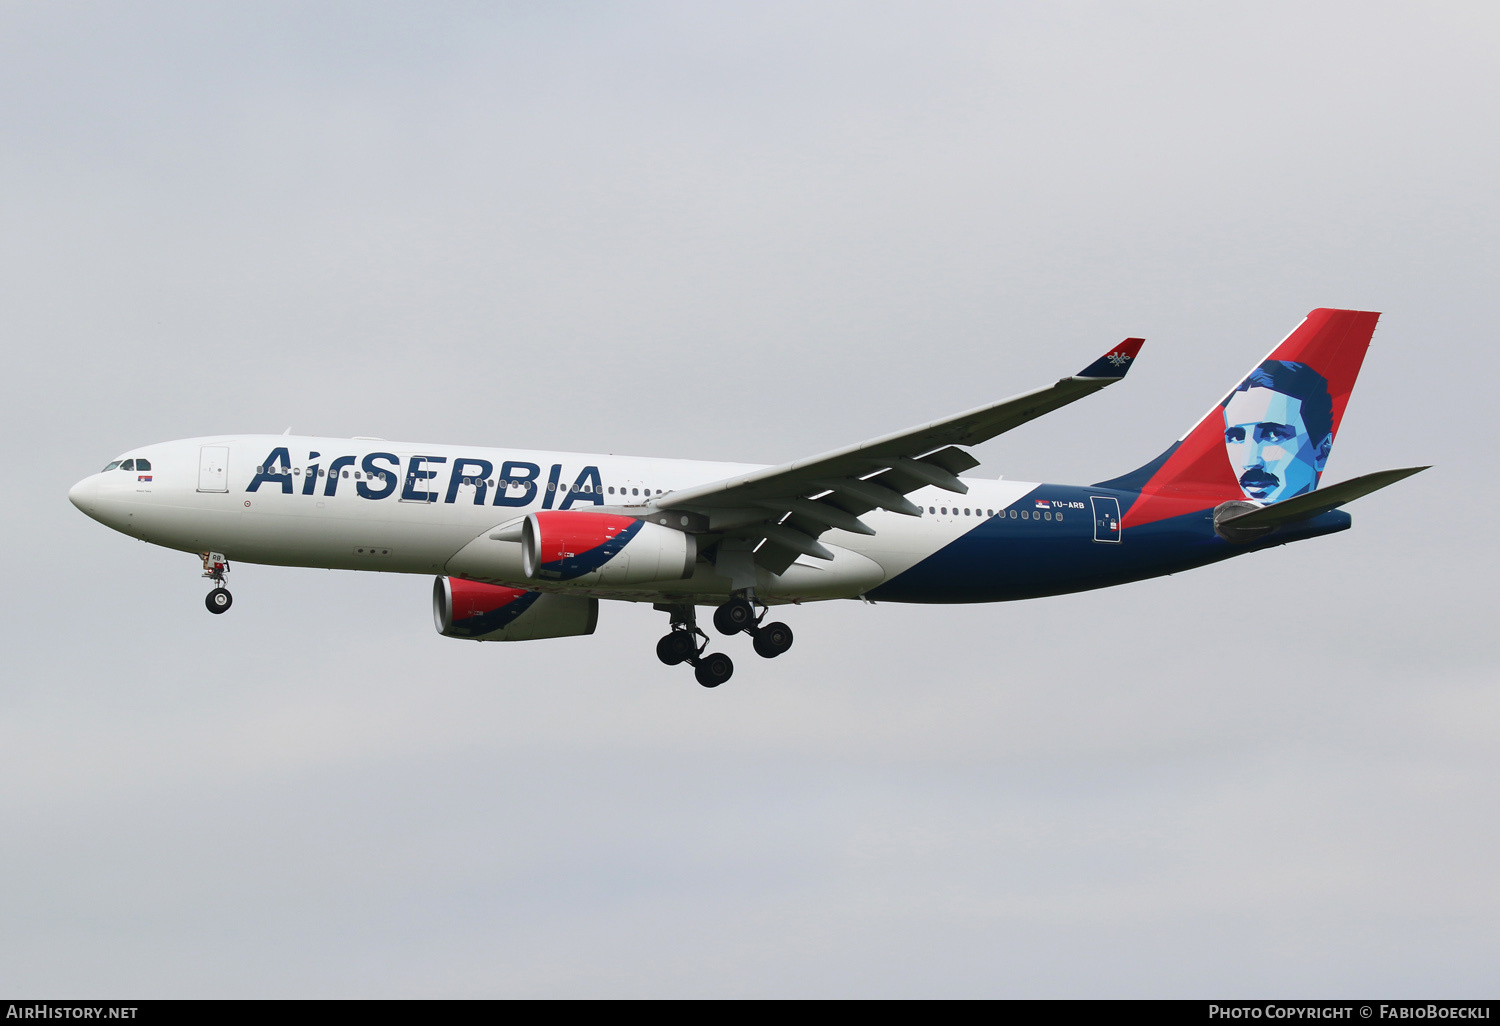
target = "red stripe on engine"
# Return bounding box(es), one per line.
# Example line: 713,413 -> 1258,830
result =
531,511 -> 637,565
449,578 -> 531,619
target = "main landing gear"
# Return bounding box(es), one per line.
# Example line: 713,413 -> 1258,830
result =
201,552 -> 233,615
654,604 -> 734,687
655,595 -> 795,688
713,596 -> 794,660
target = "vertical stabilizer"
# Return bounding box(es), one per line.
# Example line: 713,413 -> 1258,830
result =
1098,308 -> 1380,529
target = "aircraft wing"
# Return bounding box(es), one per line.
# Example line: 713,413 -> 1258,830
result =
651,338 -> 1145,573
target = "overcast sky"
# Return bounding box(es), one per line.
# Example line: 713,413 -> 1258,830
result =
1,1 -> 1495,997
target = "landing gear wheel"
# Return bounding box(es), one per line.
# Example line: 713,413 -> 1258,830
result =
694,652 -> 734,688
752,621 -> 794,659
656,631 -> 697,666
713,598 -> 756,635
205,588 -> 232,614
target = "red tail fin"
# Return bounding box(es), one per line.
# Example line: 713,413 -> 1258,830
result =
1119,308 -> 1380,529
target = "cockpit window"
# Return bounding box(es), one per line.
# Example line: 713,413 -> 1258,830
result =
120,459 -> 134,471
102,461 -> 121,472
135,459 -> 151,471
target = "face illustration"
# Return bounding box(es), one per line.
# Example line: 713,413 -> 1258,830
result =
1222,386 -> 1330,502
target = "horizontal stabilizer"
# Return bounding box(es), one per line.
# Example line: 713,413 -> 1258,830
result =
1214,466 -> 1429,543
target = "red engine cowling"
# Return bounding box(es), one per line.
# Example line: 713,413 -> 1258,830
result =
433,577 -> 598,641
521,511 -> 696,585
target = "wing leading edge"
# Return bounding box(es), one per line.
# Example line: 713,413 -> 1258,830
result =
651,338 -> 1146,573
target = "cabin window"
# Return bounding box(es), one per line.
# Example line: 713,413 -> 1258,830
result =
1056,513 -> 1063,522
632,488 -> 639,496
1009,510 -> 1017,519
1021,510 -> 1029,519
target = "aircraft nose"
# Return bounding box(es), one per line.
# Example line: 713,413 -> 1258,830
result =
68,474 -> 99,513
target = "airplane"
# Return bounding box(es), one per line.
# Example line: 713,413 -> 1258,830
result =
68,308 -> 1426,688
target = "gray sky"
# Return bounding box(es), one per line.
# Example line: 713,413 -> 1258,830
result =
1,0 -> 1495,997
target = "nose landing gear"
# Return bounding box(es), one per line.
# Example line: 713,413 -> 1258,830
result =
201,552 -> 232,614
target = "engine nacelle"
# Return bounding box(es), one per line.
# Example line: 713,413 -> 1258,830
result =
433,577 -> 598,642
521,511 -> 696,585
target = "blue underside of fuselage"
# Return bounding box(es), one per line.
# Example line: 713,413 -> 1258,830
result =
866,484 -> 1352,604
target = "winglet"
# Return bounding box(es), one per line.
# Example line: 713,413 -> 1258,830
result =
1075,338 -> 1145,379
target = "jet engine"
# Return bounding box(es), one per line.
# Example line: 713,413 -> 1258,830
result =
433,577 -> 598,642
521,511 -> 696,585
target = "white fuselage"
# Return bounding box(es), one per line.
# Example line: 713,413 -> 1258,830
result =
69,434 -> 1045,605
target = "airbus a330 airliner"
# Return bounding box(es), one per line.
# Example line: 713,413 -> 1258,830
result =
70,308 -> 1424,687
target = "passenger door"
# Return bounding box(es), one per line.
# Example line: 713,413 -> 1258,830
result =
198,446 -> 229,493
